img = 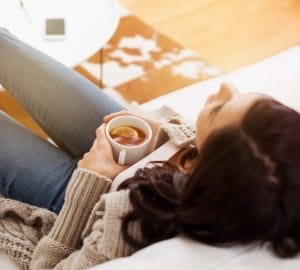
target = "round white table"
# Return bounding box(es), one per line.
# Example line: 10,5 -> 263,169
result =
0,0 -> 120,67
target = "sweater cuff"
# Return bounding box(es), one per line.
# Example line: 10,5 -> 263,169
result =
154,125 -> 170,148
48,168 -> 112,248
156,123 -> 196,148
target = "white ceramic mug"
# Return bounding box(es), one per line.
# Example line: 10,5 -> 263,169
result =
105,115 -> 153,165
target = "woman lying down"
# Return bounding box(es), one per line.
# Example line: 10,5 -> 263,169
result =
0,27 -> 300,269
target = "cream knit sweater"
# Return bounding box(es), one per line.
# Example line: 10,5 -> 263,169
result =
31,169 -> 138,270
0,111 -> 196,270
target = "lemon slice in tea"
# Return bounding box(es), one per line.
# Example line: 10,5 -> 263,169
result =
110,126 -> 139,138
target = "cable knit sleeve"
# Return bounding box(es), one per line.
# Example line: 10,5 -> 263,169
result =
30,168 -> 112,270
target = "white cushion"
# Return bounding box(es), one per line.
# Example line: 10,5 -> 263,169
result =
90,237 -> 300,270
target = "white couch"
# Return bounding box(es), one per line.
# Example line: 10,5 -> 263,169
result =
1,47 -> 300,269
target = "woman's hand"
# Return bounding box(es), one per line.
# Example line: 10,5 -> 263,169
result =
77,124 -> 127,179
103,110 -> 165,150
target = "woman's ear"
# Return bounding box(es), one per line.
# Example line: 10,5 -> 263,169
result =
181,157 -> 197,175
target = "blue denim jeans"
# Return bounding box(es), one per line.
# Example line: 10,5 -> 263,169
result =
0,27 -> 124,213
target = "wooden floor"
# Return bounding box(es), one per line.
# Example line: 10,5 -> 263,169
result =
1,0 -> 300,138
120,0 -> 300,71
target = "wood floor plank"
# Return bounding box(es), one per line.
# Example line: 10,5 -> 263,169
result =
120,0 -> 300,71
0,91 -> 47,139
119,0 -> 214,23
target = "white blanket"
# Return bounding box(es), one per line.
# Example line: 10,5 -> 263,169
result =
143,46 -> 300,119
1,47 -> 300,269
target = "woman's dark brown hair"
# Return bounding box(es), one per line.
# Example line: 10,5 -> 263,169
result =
120,99 -> 300,258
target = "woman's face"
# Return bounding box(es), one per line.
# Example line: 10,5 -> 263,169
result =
196,83 -> 265,149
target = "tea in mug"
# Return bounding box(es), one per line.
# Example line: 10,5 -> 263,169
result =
110,126 -> 147,146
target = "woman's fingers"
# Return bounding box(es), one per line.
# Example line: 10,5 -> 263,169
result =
95,124 -> 114,155
102,110 -> 141,122
78,125 -> 127,178
90,139 -> 98,151
96,123 -> 108,141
